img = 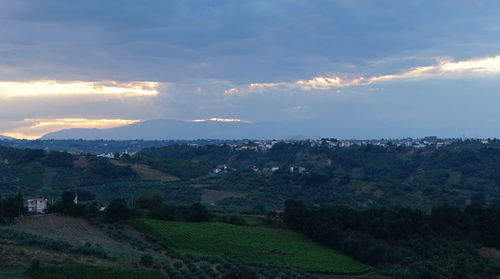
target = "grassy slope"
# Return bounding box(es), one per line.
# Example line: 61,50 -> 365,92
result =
132,219 -> 370,273
0,267 -> 31,279
30,266 -> 166,279
10,215 -> 140,262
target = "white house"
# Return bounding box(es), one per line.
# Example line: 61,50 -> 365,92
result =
26,198 -> 49,214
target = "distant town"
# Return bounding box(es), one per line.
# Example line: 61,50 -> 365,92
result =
0,136 -> 496,157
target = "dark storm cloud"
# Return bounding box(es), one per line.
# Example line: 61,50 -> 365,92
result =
2,0 -> 500,138
1,0 -> 499,82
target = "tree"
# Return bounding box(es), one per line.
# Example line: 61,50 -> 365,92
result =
149,204 -> 177,221
42,151 -> 74,168
105,198 -> 130,223
134,195 -> 164,210
182,203 -> 210,222
430,204 -> 461,232
3,194 -> 23,218
339,174 -> 351,186
21,149 -> 45,163
59,191 -> 80,216
283,199 -> 306,230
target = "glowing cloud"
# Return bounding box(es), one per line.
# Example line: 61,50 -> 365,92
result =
225,54 -> 500,95
2,118 -> 141,139
0,80 -> 160,98
190,118 -> 249,123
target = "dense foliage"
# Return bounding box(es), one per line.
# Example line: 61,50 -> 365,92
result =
0,193 -> 24,223
42,151 -> 74,168
133,141 -> 500,211
105,198 -> 131,222
136,195 -> 210,222
146,158 -> 209,179
284,200 -> 500,278
89,158 -> 135,178
3,140 -> 500,211
0,146 -> 140,198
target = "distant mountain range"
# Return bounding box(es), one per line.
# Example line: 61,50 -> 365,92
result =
41,119 -> 310,140
40,118 -> 398,140
0,135 -> 15,140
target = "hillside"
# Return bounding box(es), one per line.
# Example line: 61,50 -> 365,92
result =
2,140 -> 500,211
0,139 -> 186,155
4,214 -> 363,279
0,146 -> 179,204
135,140 -> 500,210
131,219 -> 370,273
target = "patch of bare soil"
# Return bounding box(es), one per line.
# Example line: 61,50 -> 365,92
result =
201,190 -> 247,203
479,247 -> 500,264
74,156 -> 91,169
111,160 -> 179,182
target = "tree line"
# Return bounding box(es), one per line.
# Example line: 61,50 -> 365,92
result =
283,199 -> 500,279
50,192 -> 210,223
0,193 -> 24,223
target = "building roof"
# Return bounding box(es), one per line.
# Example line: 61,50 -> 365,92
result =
26,198 -> 48,201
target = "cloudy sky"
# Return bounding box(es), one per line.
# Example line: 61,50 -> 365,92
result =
1,0 -> 500,139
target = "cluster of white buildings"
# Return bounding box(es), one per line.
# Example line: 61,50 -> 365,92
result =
96,150 -> 137,159
231,140 -> 279,152
214,138 -> 470,152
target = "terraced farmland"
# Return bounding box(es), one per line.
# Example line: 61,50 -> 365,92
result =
132,219 -> 371,273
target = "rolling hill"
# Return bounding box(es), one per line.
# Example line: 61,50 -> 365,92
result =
39,117 -> 398,141
40,119 -> 296,140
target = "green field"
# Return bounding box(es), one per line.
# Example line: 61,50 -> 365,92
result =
132,219 -> 370,273
30,265 -> 166,279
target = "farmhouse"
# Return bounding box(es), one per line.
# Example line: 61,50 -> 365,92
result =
26,197 -> 49,214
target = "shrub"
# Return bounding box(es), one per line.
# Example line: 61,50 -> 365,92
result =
105,199 -> 131,223
140,254 -> 154,267
222,269 -> 258,279
27,259 -> 41,275
219,214 -> 247,226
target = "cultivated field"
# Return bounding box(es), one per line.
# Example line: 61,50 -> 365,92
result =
10,214 -> 141,261
132,219 -> 371,273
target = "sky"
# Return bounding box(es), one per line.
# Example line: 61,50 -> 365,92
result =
1,0 -> 500,139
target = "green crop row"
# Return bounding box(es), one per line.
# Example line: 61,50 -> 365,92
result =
132,219 -> 370,273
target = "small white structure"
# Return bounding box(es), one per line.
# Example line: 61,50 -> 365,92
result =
290,166 -> 307,174
213,164 -> 228,174
97,152 -> 115,158
26,198 -> 49,214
